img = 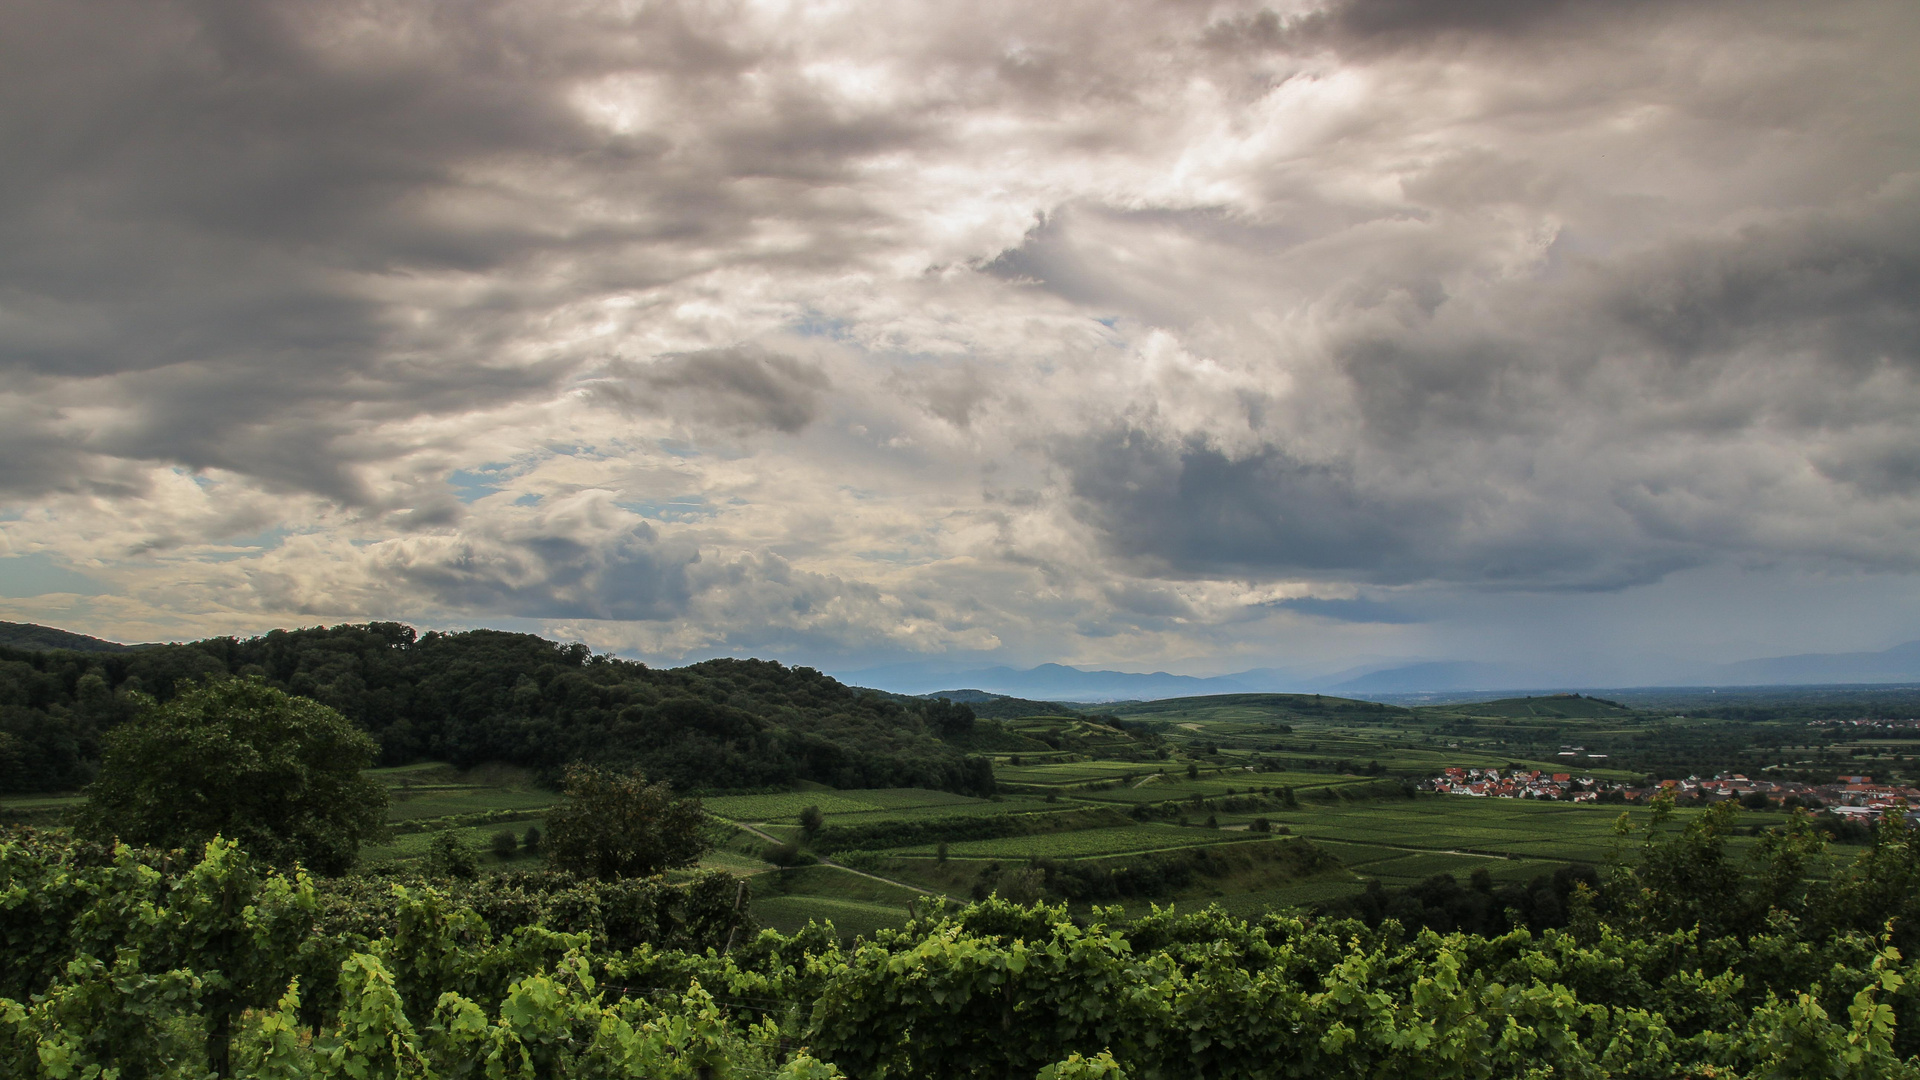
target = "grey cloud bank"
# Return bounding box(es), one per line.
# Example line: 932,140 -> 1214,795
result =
1,0 -> 1917,684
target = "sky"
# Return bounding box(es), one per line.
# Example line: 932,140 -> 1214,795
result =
2,0 -> 1918,687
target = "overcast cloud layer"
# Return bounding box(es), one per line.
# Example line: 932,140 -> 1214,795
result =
2,0 -> 1918,684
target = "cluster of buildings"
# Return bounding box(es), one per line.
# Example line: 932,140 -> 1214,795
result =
1429,767 -> 1601,800
1426,766 -> 1920,821
1807,718 -> 1920,731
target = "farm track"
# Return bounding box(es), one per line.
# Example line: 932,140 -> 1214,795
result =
718,817 -> 941,896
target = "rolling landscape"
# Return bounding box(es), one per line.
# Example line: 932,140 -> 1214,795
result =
7,621 -> 1917,938
11,620 -> 1920,1076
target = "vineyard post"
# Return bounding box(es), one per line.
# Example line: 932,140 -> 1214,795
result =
722,879 -> 749,953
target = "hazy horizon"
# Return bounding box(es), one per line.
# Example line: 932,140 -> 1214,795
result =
3,0 -> 1917,687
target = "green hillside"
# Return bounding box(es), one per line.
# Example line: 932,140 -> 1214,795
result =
0,621 -> 139,653
0,623 -> 992,796
1424,693 -> 1634,719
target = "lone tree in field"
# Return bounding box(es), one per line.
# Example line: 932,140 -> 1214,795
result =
78,676 -> 387,875
545,764 -> 710,879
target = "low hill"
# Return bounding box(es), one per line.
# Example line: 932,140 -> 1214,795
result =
0,623 -> 992,797
0,621 -> 139,653
1423,694 -> 1635,720
841,661 -> 1255,701
1108,692 -> 1413,728
921,689 -> 1082,720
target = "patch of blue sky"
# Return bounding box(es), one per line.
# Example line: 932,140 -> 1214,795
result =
513,493 -> 542,506
617,496 -> 717,523
789,312 -> 853,340
657,439 -> 701,459
0,554 -> 110,598
198,526 -> 294,562
447,464 -> 518,503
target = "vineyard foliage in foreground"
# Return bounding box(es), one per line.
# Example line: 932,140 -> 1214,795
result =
10,806 -> 1920,1078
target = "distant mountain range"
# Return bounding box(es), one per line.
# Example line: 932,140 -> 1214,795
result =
846,661 -> 1257,701
6,620 -> 1918,701
841,640 -> 1920,702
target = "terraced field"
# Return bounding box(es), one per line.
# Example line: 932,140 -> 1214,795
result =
895,823 -> 1271,860
705,788 -> 984,821
992,761 -> 1169,785
1071,773 -> 1374,803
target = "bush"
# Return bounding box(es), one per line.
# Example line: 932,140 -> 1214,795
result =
764,841 -> 816,867
545,765 -> 709,879
427,829 -> 479,879
76,676 -> 386,875
522,825 -> 543,854
490,830 -> 518,858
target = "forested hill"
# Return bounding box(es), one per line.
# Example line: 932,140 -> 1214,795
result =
0,622 -> 991,797
919,690 -> 1084,720
0,621 -> 139,653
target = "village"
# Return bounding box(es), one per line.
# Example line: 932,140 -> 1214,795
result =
1427,765 -> 1920,822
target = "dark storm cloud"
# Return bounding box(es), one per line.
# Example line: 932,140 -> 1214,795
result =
1042,163 -> 1920,587
0,0 -> 914,499
1058,428 -> 1701,588
591,347 -> 831,434
1060,430 -> 1420,576
1206,0 -> 1673,54
379,518 -> 700,622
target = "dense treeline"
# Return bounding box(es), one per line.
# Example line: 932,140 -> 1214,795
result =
972,839 -> 1341,904
1322,864 -> 1604,936
9,809 -> 1920,1078
0,622 -> 992,795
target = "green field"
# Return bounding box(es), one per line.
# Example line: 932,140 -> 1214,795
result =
749,864 -> 923,938
814,797 -> 1059,823
359,817 -> 549,865
705,788 -> 985,821
893,824 -> 1269,860
992,761 -> 1172,785
381,788 -> 559,821
1069,773 -> 1372,804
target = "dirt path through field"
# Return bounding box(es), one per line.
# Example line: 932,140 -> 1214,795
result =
721,817 -> 941,895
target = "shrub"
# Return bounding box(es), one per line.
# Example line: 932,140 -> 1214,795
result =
427,829 -> 479,879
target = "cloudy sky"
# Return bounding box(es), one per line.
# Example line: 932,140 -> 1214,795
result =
2,0 -> 1917,686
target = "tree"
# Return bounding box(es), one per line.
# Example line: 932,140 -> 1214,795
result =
799,804 -> 825,834
490,829 -> 519,858
925,698 -> 976,740
428,829 -> 479,879
77,676 -> 385,875
544,764 -> 710,879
